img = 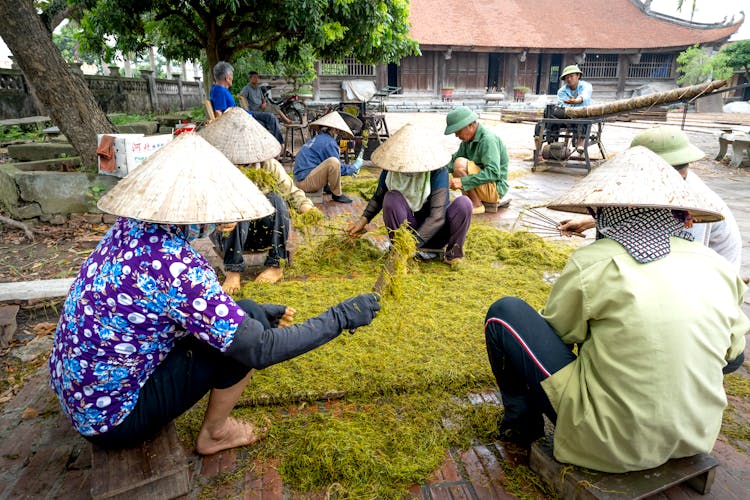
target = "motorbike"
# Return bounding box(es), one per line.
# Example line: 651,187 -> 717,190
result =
260,85 -> 307,125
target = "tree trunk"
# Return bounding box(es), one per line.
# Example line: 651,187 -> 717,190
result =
148,47 -> 157,73
0,0 -> 117,168
124,55 -> 133,78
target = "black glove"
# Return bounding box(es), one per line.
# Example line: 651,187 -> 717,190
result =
260,303 -> 287,328
331,293 -> 381,331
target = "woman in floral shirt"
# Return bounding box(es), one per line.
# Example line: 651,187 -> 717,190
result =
49,134 -> 380,454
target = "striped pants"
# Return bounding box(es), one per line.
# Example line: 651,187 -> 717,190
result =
484,297 -> 576,442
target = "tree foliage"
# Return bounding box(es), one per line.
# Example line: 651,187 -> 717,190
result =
73,0 -> 419,81
676,44 -> 732,85
52,20 -> 97,65
720,40 -> 750,81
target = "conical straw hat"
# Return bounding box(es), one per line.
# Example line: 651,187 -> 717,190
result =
198,107 -> 280,164
97,133 -> 274,224
371,123 -> 449,173
546,146 -> 722,223
309,111 -> 354,138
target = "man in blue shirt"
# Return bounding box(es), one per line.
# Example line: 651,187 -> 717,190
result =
209,61 -> 285,150
293,112 -> 363,203
554,65 -> 593,152
557,65 -> 592,108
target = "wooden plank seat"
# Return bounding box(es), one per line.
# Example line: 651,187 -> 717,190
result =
530,436 -> 718,499
482,193 -> 513,213
90,421 -> 190,500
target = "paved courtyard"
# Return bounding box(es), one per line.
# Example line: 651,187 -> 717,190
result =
0,111 -> 749,498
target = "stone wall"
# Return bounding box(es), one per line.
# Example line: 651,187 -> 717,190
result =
0,163 -> 119,223
0,68 -> 205,119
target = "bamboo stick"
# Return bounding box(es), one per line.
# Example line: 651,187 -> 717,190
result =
564,80 -> 728,119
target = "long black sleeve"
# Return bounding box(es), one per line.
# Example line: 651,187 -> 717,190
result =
224,306 -> 345,369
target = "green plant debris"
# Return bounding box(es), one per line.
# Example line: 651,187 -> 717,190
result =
721,373 -> 750,444
240,165 -> 281,194
377,223 -> 417,298
341,170 -> 379,200
290,207 -> 324,238
177,222 -> 576,496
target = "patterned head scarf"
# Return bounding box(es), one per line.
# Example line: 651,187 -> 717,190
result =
594,207 -> 693,264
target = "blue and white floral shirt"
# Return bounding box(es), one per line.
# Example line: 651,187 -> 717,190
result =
49,218 -> 246,436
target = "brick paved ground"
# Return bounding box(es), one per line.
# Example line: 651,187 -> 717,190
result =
0,111 -> 748,499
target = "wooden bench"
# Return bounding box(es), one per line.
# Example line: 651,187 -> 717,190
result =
0,115 -> 52,132
530,436 -> 718,499
90,421 -> 190,500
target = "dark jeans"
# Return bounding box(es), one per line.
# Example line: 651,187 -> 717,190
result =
382,190 -> 472,260
252,111 -> 284,145
85,299 -> 269,449
484,297 -> 576,441
210,192 -> 289,271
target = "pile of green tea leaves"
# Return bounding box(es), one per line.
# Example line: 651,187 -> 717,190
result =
179,220 -> 573,498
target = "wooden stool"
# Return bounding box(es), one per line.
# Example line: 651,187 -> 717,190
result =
530,436 -> 718,499
305,188 -> 324,204
90,422 -> 189,500
284,124 -> 307,159
715,131 -> 734,161
482,193 -> 512,213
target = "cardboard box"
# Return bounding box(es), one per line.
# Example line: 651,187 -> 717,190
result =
97,133 -> 173,177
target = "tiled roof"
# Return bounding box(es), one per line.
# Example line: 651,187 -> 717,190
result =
408,0 -> 741,50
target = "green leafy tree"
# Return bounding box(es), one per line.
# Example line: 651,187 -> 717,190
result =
53,20 -> 97,65
676,44 -> 732,85
720,40 -> 750,83
74,0 -> 419,85
0,0 -> 117,168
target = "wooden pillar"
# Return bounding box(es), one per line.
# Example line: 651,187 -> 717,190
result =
616,55 -> 631,99
508,56 -> 519,95
375,63 -> 387,89
141,69 -> 157,112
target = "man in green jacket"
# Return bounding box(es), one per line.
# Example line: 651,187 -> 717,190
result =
444,106 -> 509,214
484,147 -> 747,473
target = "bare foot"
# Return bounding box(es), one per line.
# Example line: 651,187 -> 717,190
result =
195,416 -> 267,455
222,271 -> 241,294
255,266 -> 283,284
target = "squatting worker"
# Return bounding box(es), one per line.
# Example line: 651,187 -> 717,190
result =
444,106 -> 509,215
346,123 -> 473,265
561,126 -> 743,276
484,147 -> 747,472
199,108 -> 321,290
49,133 -> 380,454
293,111 -> 363,204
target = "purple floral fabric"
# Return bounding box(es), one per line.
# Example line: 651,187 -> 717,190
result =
49,218 -> 246,436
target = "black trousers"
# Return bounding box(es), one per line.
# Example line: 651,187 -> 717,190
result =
211,192 -> 289,271
85,300 -> 269,449
484,297 -> 576,439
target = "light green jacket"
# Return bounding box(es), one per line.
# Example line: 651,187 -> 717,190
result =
541,237 -> 748,473
259,159 -> 314,213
